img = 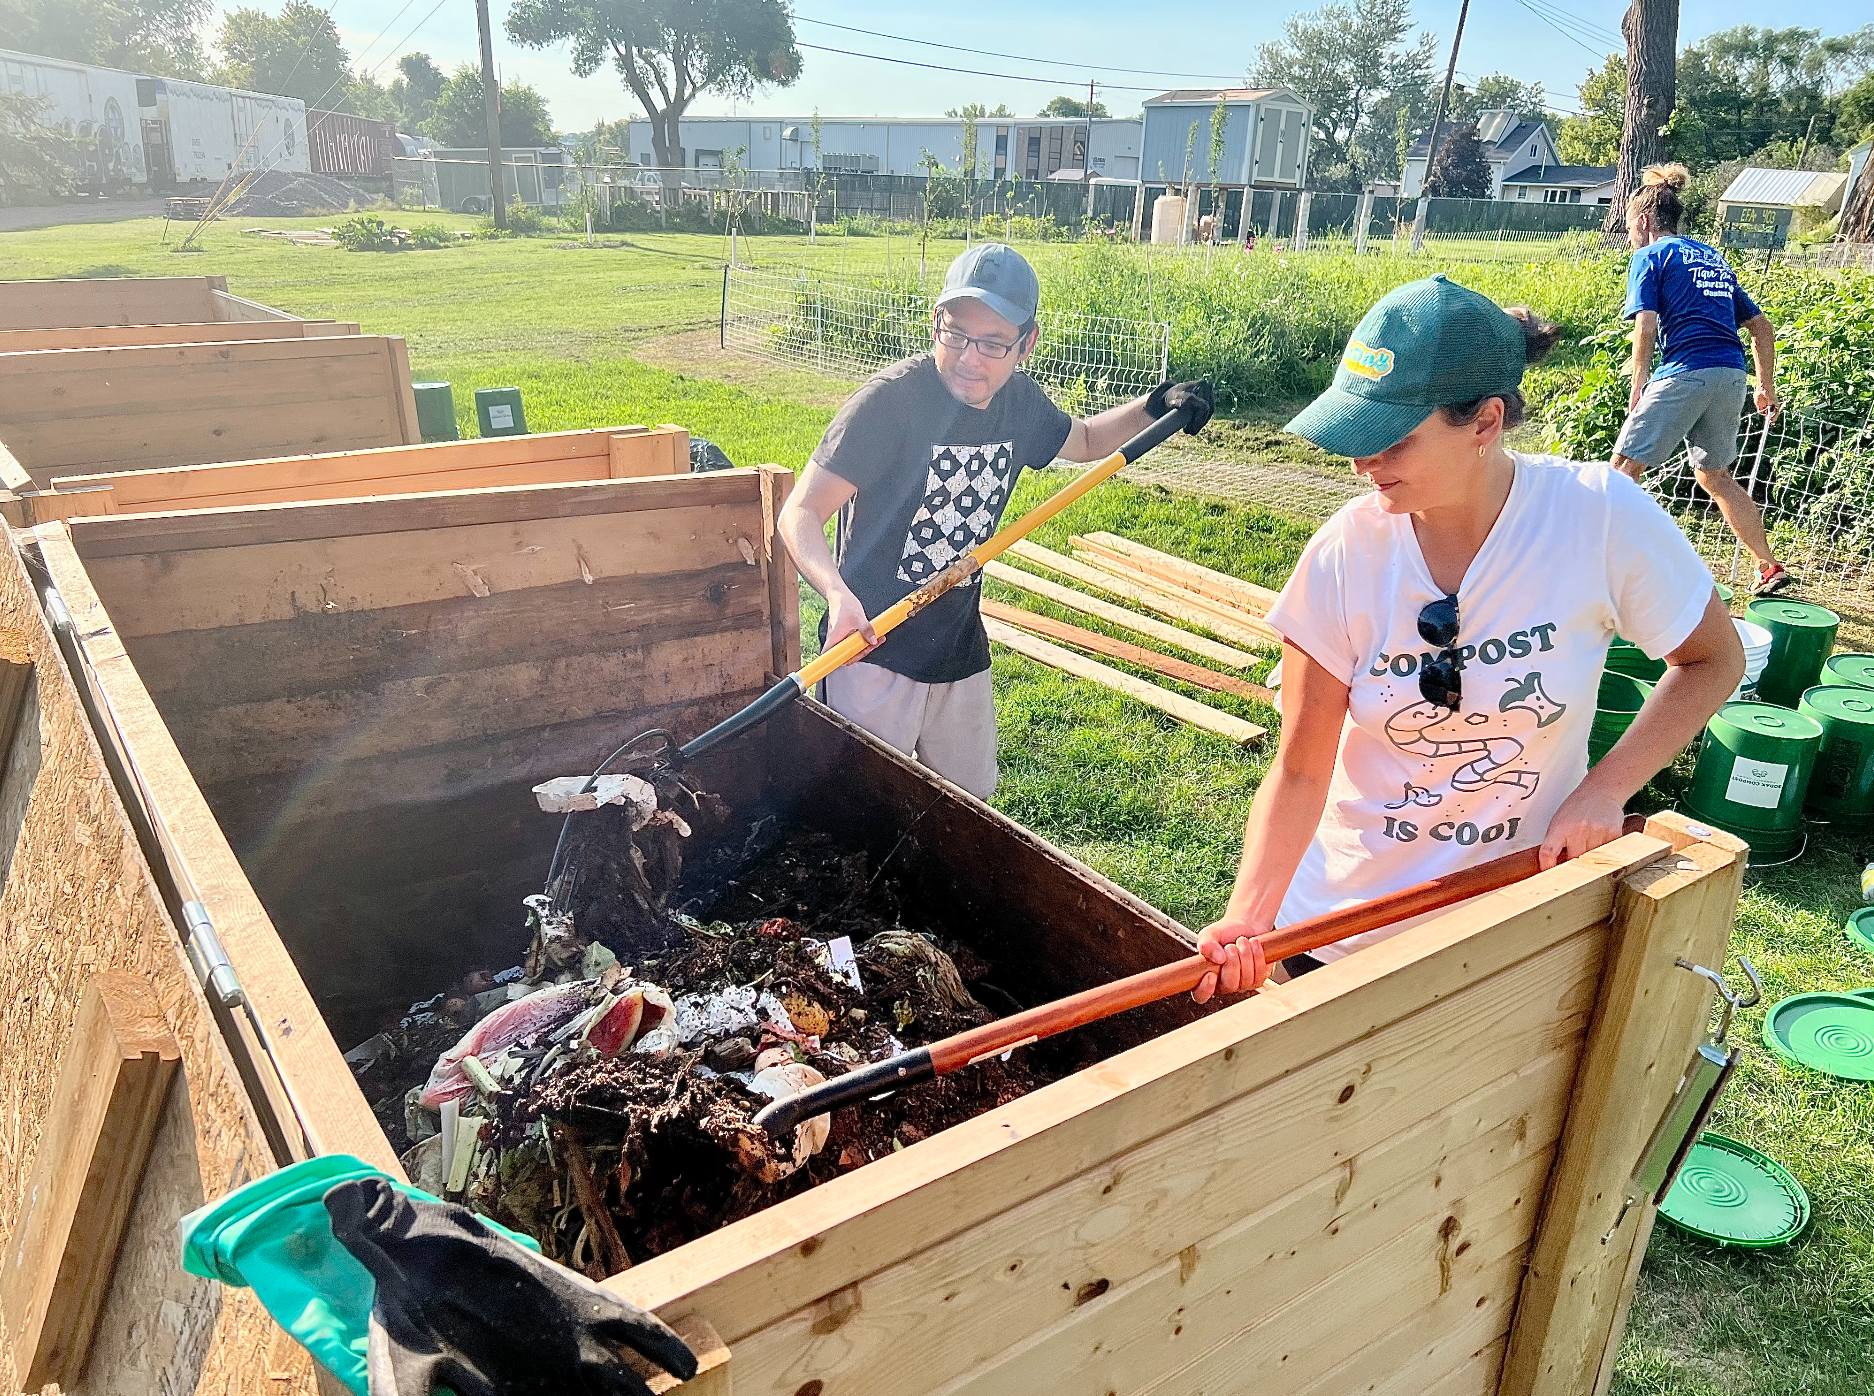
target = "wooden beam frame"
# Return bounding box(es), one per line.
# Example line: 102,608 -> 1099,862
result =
1,973 -> 180,1391
0,321 -> 358,354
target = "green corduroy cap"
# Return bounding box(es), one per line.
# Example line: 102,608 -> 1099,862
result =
1286,272 -> 1529,459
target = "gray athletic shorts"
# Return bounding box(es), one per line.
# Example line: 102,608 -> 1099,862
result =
1613,366 -> 1749,472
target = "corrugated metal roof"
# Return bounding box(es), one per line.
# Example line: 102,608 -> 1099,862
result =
1145,88 -> 1280,105
1720,167 -> 1847,208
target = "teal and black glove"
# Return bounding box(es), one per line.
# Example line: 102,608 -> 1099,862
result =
324,1176 -> 696,1396
1145,378 -> 1215,435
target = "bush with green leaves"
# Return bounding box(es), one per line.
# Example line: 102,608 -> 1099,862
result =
332,214 -> 402,251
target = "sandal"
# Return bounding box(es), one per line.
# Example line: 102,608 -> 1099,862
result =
1754,563 -> 1793,597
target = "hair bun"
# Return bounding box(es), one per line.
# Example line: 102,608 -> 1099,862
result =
1642,162 -> 1690,190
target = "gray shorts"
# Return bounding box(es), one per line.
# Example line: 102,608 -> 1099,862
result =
1613,367 -> 1749,472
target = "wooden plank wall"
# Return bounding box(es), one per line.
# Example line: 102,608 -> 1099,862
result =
31,424 -> 691,524
0,320 -> 359,354
0,335 -> 422,489
0,277 -> 223,330
59,468 -> 798,1045
0,535 -> 314,1395
609,830 -> 1739,1396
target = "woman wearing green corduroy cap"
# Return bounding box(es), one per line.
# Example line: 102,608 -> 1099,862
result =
1193,274 -> 1745,1003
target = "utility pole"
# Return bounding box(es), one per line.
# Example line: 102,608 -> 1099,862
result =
1796,113 -> 1817,170
476,0 -> 506,231
1420,0 -> 1472,203
1085,78 -> 1098,222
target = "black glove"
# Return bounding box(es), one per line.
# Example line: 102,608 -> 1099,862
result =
1145,378 -> 1214,435
324,1177 -> 697,1396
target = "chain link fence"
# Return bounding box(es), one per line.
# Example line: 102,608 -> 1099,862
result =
720,265 -> 1169,414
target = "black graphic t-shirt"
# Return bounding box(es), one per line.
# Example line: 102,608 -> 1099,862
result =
814,354 -> 1072,683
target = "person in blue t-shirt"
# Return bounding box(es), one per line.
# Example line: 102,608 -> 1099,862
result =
1611,163 -> 1790,596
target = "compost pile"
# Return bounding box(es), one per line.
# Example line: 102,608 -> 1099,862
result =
224,169 -> 367,216
346,771 -> 1063,1276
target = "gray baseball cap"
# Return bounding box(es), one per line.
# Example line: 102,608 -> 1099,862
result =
934,243 -> 1040,330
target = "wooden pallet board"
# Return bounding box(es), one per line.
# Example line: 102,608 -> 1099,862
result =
1005,541 -> 1282,649
980,600 -> 1275,703
980,560 -> 1257,668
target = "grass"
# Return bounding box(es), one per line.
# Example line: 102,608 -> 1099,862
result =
6,214 -> 1872,1392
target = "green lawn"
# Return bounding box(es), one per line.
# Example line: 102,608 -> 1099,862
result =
4,217 -> 1871,1393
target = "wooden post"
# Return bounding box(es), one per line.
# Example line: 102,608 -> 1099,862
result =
1499,811 -> 1746,1395
1294,190 -> 1312,251
1355,190 -> 1374,254
1,973 -> 181,1391
757,464 -> 801,679
0,626 -> 29,757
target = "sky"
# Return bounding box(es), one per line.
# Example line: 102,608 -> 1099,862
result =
239,0 -> 1864,134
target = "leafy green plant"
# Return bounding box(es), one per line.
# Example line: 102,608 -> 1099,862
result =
409,223 -> 456,249
332,214 -> 402,251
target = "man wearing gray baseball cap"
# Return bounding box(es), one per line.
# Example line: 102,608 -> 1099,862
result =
779,242 -> 1212,798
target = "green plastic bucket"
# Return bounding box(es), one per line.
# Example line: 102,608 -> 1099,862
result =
1822,653 -> 1874,692
1715,582 -> 1734,608
412,381 -> 459,442
474,385 -> 528,437
1798,686 -> 1874,824
1682,702 -> 1822,859
1746,598 -> 1839,708
1606,636 -> 1666,684
1588,670 -> 1652,767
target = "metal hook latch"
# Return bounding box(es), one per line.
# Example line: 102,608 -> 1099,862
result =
1601,957 -> 1759,1244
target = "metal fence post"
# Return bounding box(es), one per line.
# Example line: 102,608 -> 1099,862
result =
1411,197 -> 1428,254
1294,191 -> 1312,252
719,266 -> 729,350
1355,191 -> 1372,256
816,284 -> 826,374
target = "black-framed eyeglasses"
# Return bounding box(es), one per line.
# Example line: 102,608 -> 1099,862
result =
1418,592 -> 1462,709
932,317 -> 1022,360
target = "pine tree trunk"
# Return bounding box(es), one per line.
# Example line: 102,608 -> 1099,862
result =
1603,0 -> 1679,239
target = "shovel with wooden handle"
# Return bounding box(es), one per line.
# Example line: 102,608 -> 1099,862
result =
674,400 -> 1200,764
752,846 -> 1550,1139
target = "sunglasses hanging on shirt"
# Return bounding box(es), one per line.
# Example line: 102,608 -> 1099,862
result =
1418,592 -> 1462,709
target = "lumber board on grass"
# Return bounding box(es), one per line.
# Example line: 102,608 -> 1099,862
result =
0,320 -> 357,353
980,600 -> 1274,702
980,561 -> 1255,668
607,835 -> 1669,1339
30,525 -> 397,1174
2,973 -> 179,1391
1074,530 -> 1283,613
1500,815 -> 1747,1396
0,536 -> 310,1396
1066,540 -> 1283,635
984,617 -> 1265,744
1006,540 -> 1281,648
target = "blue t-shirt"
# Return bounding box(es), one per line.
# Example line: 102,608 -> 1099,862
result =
1623,236 -> 1760,380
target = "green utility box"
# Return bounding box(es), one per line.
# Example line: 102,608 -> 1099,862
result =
412,382 -> 460,442
474,386 -> 528,437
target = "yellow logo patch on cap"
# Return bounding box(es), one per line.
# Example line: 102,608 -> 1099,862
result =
1342,340 -> 1395,380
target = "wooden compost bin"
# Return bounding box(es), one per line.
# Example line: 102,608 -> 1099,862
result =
20,467 -> 1745,1396
0,274 -> 296,331
0,333 -> 421,523
0,319 -> 362,353
22,424 -> 695,525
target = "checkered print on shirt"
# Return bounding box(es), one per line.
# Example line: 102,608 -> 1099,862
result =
896,441 -> 1015,586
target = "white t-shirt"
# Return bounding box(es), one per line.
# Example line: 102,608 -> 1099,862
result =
1265,454 -> 1714,962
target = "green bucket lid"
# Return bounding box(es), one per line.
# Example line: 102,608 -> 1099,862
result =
1746,598 -> 1840,630
1708,702 -> 1824,744
1824,653 -> 1874,690
1800,685 -> 1874,726
1659,1133 -> 1810,1247
1850,908 -> 1874,957
1716,582 -> 1734,603
1763,991 -> 1874,1080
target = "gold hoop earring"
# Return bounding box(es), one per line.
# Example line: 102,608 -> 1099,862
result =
1478,444 -> 1487,460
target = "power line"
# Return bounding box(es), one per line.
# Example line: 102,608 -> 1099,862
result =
794,15 -> 1245,83
1510,0 -> 1618,60
1519,0 -> 1624,45
797,42 -> 1161,92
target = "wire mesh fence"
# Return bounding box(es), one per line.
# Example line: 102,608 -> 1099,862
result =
721,265 -> 1170,414
1649,402 -> 1874,642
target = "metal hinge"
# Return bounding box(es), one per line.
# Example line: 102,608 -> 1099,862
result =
182,900 -> 247,1009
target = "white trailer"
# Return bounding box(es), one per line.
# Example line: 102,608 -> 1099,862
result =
0,47 -> 150,190
154,77 -> 309,184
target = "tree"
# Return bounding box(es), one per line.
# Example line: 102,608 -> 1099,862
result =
1841,72 -> 1874,143
0,0 -> 209,77
216,1 -> 349,107
1251,0 -> 1437,190
0,91 -> 89,204
1558,54 -> 1624,165
425,65 -> 557,148
1673,25 -> 1873,165
1037,96 -> 1108,119
1427,122 -> 1490,196
505,0 -> 799,188
1605,0 -> 1679,238
946,103 -> 1013,118
1452,73 -> 1550,125
390,53 -> 446,135
1208,94 -> 1228,218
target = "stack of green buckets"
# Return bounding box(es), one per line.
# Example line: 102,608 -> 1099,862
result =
1675,594 -> 1874,862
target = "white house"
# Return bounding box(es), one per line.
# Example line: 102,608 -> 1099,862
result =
1499,163 -> 1617,204
1403,109 -> 1561,200
1138,88 -> 1312,190
622,114 -> 1140,179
